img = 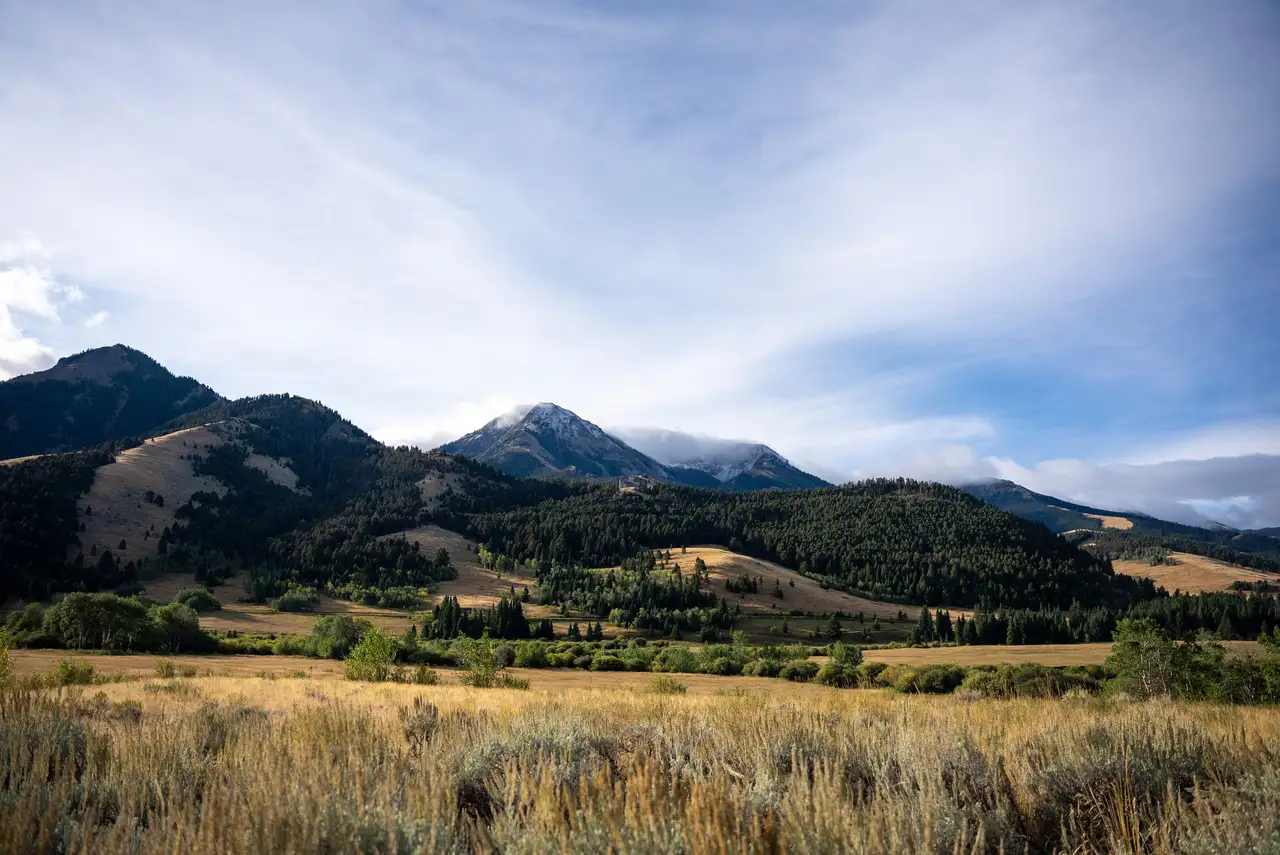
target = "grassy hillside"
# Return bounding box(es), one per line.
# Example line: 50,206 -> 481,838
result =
1112,551 -> 1277,593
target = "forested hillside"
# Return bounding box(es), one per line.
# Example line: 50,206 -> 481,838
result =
0,388 -> 1165,618
0,443 -> 127,597
464,480 -> 1155,610
0,393 -> 567,600
0,344 -> 221,459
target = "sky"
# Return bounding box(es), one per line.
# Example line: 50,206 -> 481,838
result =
1,1 -> 1278,527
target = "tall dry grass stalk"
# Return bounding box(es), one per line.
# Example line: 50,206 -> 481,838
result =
1,677 -> 1278,854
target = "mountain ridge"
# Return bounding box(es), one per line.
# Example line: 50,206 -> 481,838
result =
0,344 -> 223,459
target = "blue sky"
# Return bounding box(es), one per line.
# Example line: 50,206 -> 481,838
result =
1,1 -> 1278,526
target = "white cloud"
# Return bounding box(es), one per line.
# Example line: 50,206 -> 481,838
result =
83,310 -> 110,328
857,421 -> 1280,529
0,237 -> 87,378
0,2 -> 1275,494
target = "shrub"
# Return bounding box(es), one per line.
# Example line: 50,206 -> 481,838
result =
274,587 -> 319,613
454,637 -> 501,687
150,603 -> 205,652
51,658 -> 96,686
648,674 -> 688,694
272,635 -> 310,656
743,658 -> 782,678
514,642 -> 548,668
43,593 -> 151,651
154,658 -> 177,678
309,615 -> 368,659
572,655 -> 594,670
855,661 -> 888,687
893,664 -> 966,694
344,628 -> 397,682
495,673 -> 531,690
4,602 -> 45,636
829,642 -> 863,667
814,662 -> 858,688
399,697 -> 438,754
656,646 -> 700,673
0,640 -> 10,685
410,665 -> 440,686
779,661 -> 819,682
590,655 -> 627,671
172,587 -> 222,613
702,656 -> 742,676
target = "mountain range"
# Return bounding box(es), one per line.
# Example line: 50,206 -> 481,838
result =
438,402 -> 829,491
1,343 -> 1276,608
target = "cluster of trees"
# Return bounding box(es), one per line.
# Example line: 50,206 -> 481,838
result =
536,550 -> 723,622
907,590 -> 1280,647
1106,619 -> 1280,703
2,593 -> 214,653
465,480 -> 1155,610
419,593 -> 554,641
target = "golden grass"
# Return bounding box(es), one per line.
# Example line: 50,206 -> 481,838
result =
140,572 -> 422,634
244,452 -> 306,493
75,425 -> 229,564
1050,506 -> 1133,530
385,525 -> 554,617
0,454 -> 42,466
621,546 -> 970,621
6,651 -> 834,697
1115,551 -> 1278,593
1083,511 -> 1133,530
4,673 -> 1280,853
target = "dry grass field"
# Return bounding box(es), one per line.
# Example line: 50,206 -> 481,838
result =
4,669 -> 1280,853
6,651 -> 837,699
1083,511 -> 1133,529
1114,551 -> 1277,593
140,572 -> 424,634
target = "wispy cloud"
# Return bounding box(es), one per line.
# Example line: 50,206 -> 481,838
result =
0,1 -> 1276,510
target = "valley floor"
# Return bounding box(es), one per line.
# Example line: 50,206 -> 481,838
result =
3,671 -> 1280,854
8,640 -> 1264,684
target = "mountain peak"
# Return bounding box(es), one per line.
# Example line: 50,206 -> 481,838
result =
441,403 -> 668,481
0,343 -> 224,458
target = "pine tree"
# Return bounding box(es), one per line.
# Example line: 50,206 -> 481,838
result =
912,607 -> 935,644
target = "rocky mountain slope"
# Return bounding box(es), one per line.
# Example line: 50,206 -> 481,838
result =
444,406 -> 829,490
441,403 -> 675,481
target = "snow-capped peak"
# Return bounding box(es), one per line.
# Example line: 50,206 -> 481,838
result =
521,403 -> 606,439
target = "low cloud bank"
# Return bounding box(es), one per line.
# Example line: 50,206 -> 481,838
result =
858,446 -> 1280,530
